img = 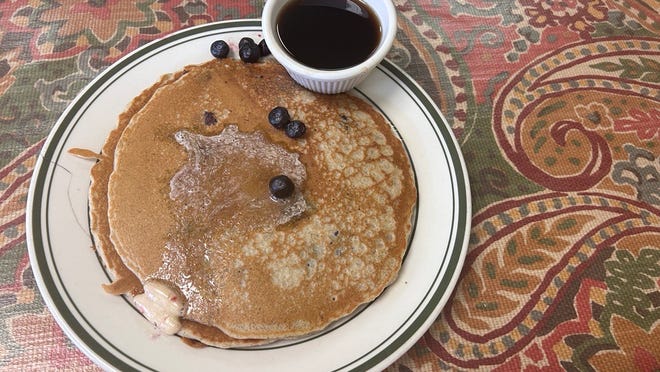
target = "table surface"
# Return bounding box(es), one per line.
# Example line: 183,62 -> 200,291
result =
1,0 -> 659,371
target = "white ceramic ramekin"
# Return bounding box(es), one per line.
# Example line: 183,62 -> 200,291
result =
262,0 -> 397,94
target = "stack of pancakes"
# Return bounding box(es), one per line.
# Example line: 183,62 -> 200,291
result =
87,58 -> 416,347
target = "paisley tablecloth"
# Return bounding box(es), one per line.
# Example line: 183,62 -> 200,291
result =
1,0 -> 658,370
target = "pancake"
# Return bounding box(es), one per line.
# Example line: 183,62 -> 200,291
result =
89,58 -> 416,345
83,68 -> 267,348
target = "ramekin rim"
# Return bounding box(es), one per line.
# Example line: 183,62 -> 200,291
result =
262,0 -> 397,82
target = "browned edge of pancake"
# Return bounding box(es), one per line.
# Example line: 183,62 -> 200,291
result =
178,320 -> 272,348
88,74 -> 174,296
84,64 -> 267,348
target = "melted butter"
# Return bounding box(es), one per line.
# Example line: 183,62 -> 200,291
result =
170,125 -> 307,231
158,125 -> 308,314
133,280 -> 184,335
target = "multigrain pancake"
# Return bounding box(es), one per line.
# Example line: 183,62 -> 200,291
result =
85,58 -> 416,346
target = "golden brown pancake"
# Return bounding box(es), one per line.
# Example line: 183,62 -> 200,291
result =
90,58 -> 416,345
82,68 -> 267,347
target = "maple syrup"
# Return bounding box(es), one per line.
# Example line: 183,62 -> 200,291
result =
276,0 -> 382,70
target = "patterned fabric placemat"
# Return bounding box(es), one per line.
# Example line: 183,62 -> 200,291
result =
1,0 -> 658,370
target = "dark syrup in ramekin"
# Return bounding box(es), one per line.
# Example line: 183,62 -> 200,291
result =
276,0 -> 382,70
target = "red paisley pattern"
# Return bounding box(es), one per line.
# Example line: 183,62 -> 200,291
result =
0,0 -> 658,370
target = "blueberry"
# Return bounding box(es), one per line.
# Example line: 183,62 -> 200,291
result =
268,106 -> 290,129
210,40 -> 229,59
285,120 -> 306,138
269,175 -> 295,199
239,37 -> 257,50
258,39 -> 270,57
239,43 -> 260,63
203,111 -> 217,125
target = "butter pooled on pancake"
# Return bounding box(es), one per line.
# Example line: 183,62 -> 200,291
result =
95,58 -> 416,344
169,126 -> 307,230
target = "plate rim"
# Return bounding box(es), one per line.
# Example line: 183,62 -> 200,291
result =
25,19 -> 471,372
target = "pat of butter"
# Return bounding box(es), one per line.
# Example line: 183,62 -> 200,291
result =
134,280 -> 184,335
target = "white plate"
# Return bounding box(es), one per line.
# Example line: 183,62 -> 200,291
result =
26,19 -> 471,372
